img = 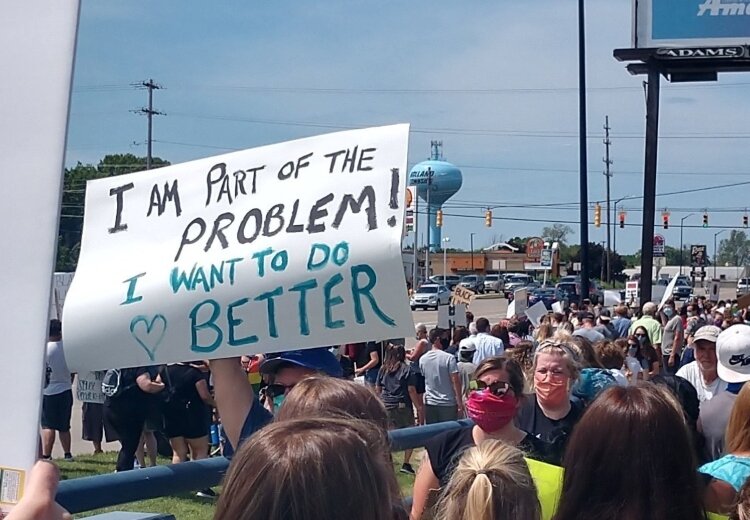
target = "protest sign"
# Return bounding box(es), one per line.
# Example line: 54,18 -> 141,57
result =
438,303 -> 467,330
0,1 -> 80,509
738,293 -> 750,310
451,286 -> 475,306
603,290 -> 622,308
76,372 -> 106,404
525,301 -> 548,327
513,288 -> 528,317
551,301 -> 564,314
50,272 -> 75,320
64,125 -> 414,371
506,300 -> 516,319
657,276 -> 679,311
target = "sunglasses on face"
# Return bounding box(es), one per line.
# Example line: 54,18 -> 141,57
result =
475,380 -> 511,396
635,334 -> 647,338
628,343 -> 638,348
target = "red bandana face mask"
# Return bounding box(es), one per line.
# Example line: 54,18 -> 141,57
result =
466,389 -> 518,433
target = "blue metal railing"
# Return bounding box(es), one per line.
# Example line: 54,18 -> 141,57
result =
56,419 -> 472,514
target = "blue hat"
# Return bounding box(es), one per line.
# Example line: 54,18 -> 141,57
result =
572,368 -> 617,403
260,348 -> 342,378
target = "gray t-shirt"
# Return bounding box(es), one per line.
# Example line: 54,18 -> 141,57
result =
457,361 -> 477,399
700,391 -> 737,462
419,349 -> 459,406
573,327 -> 606,344
662,316 -> 684,356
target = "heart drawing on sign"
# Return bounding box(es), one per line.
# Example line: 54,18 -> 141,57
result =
129,314 -> 168,361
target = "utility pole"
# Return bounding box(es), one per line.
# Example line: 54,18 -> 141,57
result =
413,190 -> 419,287
425,169 -> 432,280
577,0 -> 591,300
134,79 -> 164,170
603,116 -> 613,284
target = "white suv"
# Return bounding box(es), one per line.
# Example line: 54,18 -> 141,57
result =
738,278 -> 750,298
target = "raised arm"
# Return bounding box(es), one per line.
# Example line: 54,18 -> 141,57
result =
209,357 -> 254,450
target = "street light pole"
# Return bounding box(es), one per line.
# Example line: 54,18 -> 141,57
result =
443,237 -> 450,281
470,233 -> 476,273
679,213 -> 695,276
714,229 -> 726,279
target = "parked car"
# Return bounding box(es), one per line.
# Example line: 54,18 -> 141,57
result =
555,282 -> 581,308
529,288 -> 557,310
483,273 -> 502,293
673,278 -> 693,300
737,278 -> 750,298
505,280 -> 541,301
459,274 -> 484,294
556,277 -> 603,304
503,274 -> 535,298
410,284 -> 450,310
430,275 -> 461,290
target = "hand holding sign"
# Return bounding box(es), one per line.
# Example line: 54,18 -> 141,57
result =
64,125 -> 414,371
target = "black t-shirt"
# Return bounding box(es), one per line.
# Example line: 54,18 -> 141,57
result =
376,363 -> 417,409
425,425 -> 550,487
106,366 -> 157,406
516,394 -> 584,465
163,364 -> 204,405
361,341 -> 383,371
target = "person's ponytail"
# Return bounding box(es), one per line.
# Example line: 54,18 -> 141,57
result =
464,472 -> 494,520
435,440 -> 540,520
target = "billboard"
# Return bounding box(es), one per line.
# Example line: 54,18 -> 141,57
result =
635,0 -> 750,48
691,244 -> 708,267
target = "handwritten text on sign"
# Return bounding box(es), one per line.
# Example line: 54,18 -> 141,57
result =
63,125 -> 413,371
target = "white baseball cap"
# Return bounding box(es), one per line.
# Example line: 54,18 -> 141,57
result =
716,324 -> 750,383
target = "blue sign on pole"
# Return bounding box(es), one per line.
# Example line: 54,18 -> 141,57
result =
636,0 -> 750,47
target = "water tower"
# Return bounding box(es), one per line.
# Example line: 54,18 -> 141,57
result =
408,141 -> 462,252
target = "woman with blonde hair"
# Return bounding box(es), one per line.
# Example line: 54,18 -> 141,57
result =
435,440 -> 541,520
701,383 -> 750,514
517,339 -> 583,465
534,322 -> 555,344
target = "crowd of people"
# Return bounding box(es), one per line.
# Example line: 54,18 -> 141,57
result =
25,294 -> 750,519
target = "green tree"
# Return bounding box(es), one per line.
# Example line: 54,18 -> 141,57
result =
57,154 -> 170,271
541,224 -> 573,245
718,230 -> 750,266
563,243 -> 625,281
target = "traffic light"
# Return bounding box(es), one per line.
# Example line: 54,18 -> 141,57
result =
703,213 -> 709,227
619,211 -> 626,229
436,209 -> 443,228
662,211 -> 670,229
744,214 -> 748,228
594,204 -> 602,228
485,209 -> 492,227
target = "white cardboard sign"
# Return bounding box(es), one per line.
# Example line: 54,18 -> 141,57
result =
64,125 -> 414,371
524,301 -> 548,327
657,275 -> 678,311
76,372 -> 106,404
0,1 -> 80,508
438,303 -> 467,330
513,288 -> 528,317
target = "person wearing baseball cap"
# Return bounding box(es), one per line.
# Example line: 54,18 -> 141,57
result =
457,338 -> 477,399
700,325 -> 750,462
676,325 -> 728,403
699,326 -> 750,514
210,347 -> 342,458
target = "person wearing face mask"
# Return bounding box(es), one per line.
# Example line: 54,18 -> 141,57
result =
418,328 -> 465,425
410,356 -> 549,520
517,339 -> 583,465
660,300 -> 684,375
631,327 -> 661,379
623,337 -> 645,383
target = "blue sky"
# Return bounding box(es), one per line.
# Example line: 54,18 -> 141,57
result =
66,0 -> 750,254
